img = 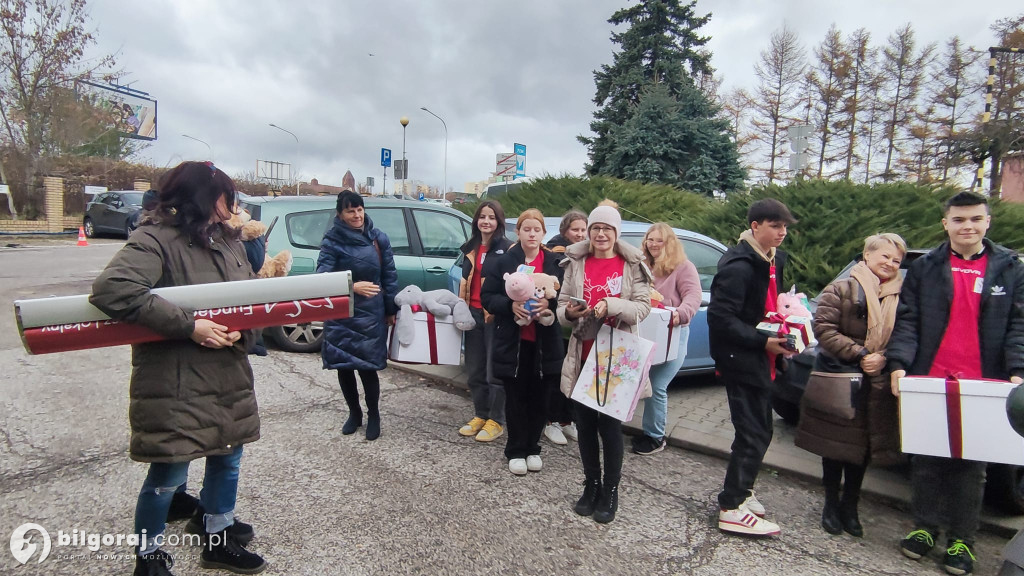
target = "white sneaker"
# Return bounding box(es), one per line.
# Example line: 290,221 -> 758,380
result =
561,422 -> 578,442
526,455 -> 543,472
718,507 -> 780,536
543,423 -> 567,445
508,458 -> 528,475
742,492 -> 766,517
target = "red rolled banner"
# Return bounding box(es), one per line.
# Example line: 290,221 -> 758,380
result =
21,296 -> 351,355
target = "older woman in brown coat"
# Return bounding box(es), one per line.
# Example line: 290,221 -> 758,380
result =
795,233 -> 906,538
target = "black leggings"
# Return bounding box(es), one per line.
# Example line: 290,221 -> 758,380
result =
337,370 -> 381,417
574,401 -> 623,486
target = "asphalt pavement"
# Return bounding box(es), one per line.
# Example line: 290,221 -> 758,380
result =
0,239 -> 1018,575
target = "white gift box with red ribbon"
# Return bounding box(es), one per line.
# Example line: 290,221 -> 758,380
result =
638,307 -> 682,365
387,307 -> 462,365
899,376 -> 1024,466
756,313 -> 816,354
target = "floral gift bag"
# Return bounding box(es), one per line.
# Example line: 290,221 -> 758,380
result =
571,324 -> 656,422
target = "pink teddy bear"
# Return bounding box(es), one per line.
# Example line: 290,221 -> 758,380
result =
777,285 -> 812,319
503,272 -> 556,327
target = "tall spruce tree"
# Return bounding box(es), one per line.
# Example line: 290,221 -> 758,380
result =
580,0 -> 745,193
599,83 -> 744,194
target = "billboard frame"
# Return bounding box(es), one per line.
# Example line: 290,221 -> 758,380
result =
77,80 -> 158,141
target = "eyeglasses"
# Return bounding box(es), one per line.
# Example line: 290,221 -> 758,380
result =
590,226 -> 615,235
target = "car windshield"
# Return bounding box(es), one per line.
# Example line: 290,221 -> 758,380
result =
122,192 -> 144,206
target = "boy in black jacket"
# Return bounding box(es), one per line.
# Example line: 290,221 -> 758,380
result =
889,191 -> 1024,575
709,198 -> 796,537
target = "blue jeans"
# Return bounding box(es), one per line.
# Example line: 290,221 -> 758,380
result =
135,446 -> 244,551
641,326 -> 690,440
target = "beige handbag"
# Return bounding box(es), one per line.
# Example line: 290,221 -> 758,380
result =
803,371 -> 863,420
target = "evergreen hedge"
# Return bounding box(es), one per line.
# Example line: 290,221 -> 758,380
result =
459,175 -> 1024,295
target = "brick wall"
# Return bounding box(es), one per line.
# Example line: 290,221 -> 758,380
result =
0,177 -> 79,233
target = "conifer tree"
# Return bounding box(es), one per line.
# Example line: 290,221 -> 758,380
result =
580,0 -> 728,181
599,83 -> 744,194
808,25 -> 852,178
749,25 -> 806,184
878,24 -> 936,181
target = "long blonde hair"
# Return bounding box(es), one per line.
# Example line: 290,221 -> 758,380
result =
643,223 -> 687,277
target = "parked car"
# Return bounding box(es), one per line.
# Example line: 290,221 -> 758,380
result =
447,217 -> 727,376
770,249 -> 1024,513
239,195 -> 473,352
83,190 -> 146,238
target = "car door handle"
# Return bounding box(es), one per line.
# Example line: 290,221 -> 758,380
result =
426,267 -> 447,274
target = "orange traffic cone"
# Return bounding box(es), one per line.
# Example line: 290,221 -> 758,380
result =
77,226 -> 89,246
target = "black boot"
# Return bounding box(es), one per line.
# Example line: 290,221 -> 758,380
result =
840,498 -> 863,537
821,490 -> 842,535
184,506 -> 255,546
166,491 -> 199,523
200,529 -> 267,574
134,548 -> 175,576
365,415 -> 381,441
840,464 -> 865,537
593,483 -> 619,524
573,477 -> 601,516
342,410 -> 363,435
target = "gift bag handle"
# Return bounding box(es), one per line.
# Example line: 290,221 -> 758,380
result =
593,323 -> 616,407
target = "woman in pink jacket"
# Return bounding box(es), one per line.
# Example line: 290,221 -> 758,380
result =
632,223 -> 702,455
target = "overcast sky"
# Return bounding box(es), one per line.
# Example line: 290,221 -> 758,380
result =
86,0 -> 1021,194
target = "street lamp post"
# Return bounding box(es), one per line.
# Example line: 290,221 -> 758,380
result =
400,116 -> 409,197
181,134 -> 213,160
269,123 -> 300,195
420,107 -> 447,197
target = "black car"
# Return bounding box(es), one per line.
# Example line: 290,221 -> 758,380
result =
771,250 -> 1024,513
83,191 -> 146,238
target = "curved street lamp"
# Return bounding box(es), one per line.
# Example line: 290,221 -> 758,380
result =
181,134 -> 213,160
269,123 -> 301,195
420,107 -> 447,197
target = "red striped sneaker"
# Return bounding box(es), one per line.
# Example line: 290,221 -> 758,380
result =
718,507 -> 781,536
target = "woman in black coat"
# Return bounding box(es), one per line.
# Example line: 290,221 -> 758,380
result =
317,191 -> 399,441
481,209 -> 564,476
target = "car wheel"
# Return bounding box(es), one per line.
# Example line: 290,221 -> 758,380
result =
83,218 -> 96,238
266,322 -> 324,353
984,463 -> 1024,514
125,221 -> 134,238
772,395 -> 801,425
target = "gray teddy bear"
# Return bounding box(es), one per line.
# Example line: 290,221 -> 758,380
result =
392,285 -> 476,346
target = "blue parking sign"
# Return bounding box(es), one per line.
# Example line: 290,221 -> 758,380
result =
514,143 -> 526,178
381,148 -> 392,167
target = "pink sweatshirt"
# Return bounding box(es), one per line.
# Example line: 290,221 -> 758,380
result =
652,259 -> 702,326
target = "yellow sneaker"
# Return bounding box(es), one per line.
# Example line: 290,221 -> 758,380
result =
459,417 -> 486,437
475,420 -> 504,442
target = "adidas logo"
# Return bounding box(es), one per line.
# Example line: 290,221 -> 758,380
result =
992,285 -> 1006,296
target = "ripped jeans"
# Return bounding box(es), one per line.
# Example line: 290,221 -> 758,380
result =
134,446 -> 243,551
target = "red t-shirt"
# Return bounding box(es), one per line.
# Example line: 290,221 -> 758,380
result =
765,263 -> 780,379
519,252 -> 545,342
469,244 -> 488,309
929,252 -> 988,379
580,255 -> 626,361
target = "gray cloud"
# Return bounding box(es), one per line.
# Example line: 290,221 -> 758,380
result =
84,0 -> 1020,192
